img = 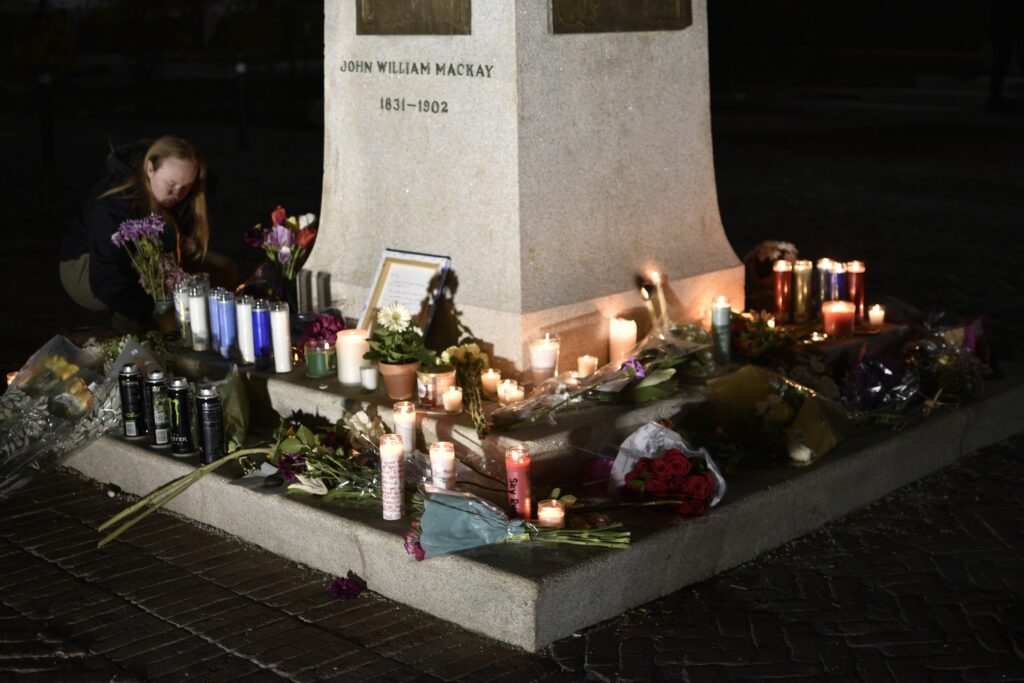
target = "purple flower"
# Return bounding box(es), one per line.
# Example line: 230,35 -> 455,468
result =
277,452 -> 306,483
244,225 -> 267,248
404,531 -> 425,561
112,214 -> 165,248
623,357 -> 646,380
277,246 -> 292,265
329,577 -> 363,600
265,225 -> 295,248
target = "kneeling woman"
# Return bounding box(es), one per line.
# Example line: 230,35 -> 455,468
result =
60,136 -> 236,331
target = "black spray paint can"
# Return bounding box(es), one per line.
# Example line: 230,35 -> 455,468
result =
144,369 -> 170,446
167,378 -> 197,455
196,386 -> 224,465
118,363 -> 147,438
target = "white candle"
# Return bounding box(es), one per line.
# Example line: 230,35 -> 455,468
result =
429,441 -> 456,490
481,368 -> 501,397
497,379 -> 518,404
235,296 -> 255,364
577,354 -> 598,378
442,386 -> 463,413
360,366 -> 379,391
537,499 -> 566,528
188,287 -> 210,351
868,304 -> 886,326
608,317 -> 637,367
529,333 -> 560,385
379,434 -> 404,521
393,401 -> 416,457
269,302 -> 292,373
506,385 -> 525,403
337,329 -> 369,385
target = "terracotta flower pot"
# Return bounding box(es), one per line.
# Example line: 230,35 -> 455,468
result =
378,361 -> 420,400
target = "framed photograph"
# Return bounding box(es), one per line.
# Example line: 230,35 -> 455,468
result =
359,249 -> 451,335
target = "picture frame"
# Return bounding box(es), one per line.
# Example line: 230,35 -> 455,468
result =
358,249 -> 451,335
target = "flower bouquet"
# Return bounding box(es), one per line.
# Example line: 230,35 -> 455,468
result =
440,341 -> 489,439
244,205 -> 317,281
491,323 -> 714,429
112,214 -> 182,309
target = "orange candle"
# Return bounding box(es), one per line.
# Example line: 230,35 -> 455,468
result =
505,445 -> 532,519
847,261 -> 866,319
821,301 -> 856,337
773,260 -> 793,323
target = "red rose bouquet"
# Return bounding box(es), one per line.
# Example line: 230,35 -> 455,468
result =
624,448 -> 718,516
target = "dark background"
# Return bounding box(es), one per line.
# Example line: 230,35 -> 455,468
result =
1,0 -> 1022,377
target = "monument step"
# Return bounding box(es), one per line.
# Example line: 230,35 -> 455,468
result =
64,365 -> 1024,651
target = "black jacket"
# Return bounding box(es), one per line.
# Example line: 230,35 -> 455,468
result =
61,144 -> 193,322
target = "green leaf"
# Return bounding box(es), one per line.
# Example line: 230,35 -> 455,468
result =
628,384 -> 677,404
278,436 -> 303,454
296,424 -> 316,448
635,368 -> 676,389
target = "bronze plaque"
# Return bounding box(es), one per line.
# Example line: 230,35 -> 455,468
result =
356,0 -> 471,35
552,0 -> 692,34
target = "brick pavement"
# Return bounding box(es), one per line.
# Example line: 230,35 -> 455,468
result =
0,434 -> 1021,681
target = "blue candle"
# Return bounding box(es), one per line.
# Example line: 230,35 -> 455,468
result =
830,262 -> 848,302
816,258 -> 833,308
252,299 -> 272,368
208,288 -> 222,352
217,292 -> 237,359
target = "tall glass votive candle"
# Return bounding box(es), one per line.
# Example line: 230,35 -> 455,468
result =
217,291 -> 237,359
304,340 -> 336,378
379,434 -> 404,521
235,296 -> 255,364
173,280 -> 192,345
337,329 -> 369,385
577,355 -> 598,378
270,302 -> 292,373
821,301 -> 856,337
188,283 -> 210,352
773,260 -> 793,324
505,445 -> 532,519
481,368 -> 501,397
609,317 -> 637,367
393,401 -> 416,458
847,261 -> 865,319
208,287 -> 222,353
816,258 -> 834,308
429,441 -> 456,490
252,299 -> 272,368
711,296 -> 732,365
793,260 -> 813,323
537,499 -> 566,528
530,333 -> 560,385
830,261 -> 848,302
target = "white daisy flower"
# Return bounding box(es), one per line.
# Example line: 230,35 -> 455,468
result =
377,302 -> 411,332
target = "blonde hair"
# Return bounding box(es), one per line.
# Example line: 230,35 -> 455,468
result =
103,136 -> 210,261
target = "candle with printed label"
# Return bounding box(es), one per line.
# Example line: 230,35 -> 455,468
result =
505,445 -> 532,519
379,434 -> 404,521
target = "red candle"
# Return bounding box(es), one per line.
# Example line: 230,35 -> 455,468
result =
821,301 -> 856,337
847,261 -> 865,319
505,445 -> 532,519
773,260 -> 793,323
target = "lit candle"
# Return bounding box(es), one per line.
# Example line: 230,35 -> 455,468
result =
188,284 -> 210,352
233,296 -> 253,364
830,261 -> 848,302
337,329 -> 369,385
868,304 -> 886,327
821,300 -> 856,337
773,260 -> 793,324
505,445 -> 532,519
640,286 -> 657,326
506,385 -> 525,403
577,354 -> 598,378
711,296 -> 731,365
809,331 -> 828,343
529,333 -> 560,386
793,260 -> 813,323
269,302 -> 292,373
393,401 -> 416,457
360,365 -> 379,390
609,317 -> 637,367
172,281 -> 192,344
481,368 -> 501,397
648,270 -> 669,322
251,299 -> 272,368
217,291 -> 237,359
847,261 -> 866,319
442,386 -> 463,413
537,499 -> 566,528
497,379 -> 518,404
816,258 -> 833,308
379,434 -> 405,521
429,441 -> 456,490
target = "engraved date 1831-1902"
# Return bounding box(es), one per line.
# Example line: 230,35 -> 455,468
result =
380,97 -> 449,114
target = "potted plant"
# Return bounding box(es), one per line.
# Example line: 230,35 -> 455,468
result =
364,302 -> 437,399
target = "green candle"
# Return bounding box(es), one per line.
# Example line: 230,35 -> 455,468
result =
305,341 -> 337,378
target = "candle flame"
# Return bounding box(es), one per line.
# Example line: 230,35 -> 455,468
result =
648,270 -> 662,285
640,287 -> 651,301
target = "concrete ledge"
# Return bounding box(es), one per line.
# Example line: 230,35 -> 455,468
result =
65,365 -> 1024,651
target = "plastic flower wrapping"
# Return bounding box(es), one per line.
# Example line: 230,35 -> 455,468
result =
491,322 -> 714,429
